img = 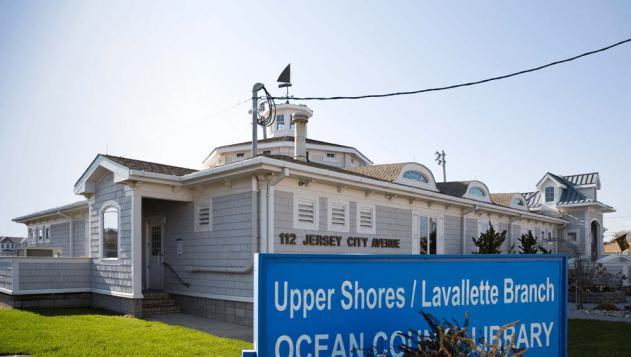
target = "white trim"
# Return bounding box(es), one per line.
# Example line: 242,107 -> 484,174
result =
327,200 -> 349,233
131,191 -> 143,298
356,203 -> 376,235
293,194 -> 319,230
566,229 -> 579,243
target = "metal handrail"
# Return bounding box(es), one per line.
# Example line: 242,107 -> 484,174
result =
162,261 -> 190,288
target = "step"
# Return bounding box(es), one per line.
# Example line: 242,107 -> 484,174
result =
142,305 -> 181,315
142,298 -> 177,308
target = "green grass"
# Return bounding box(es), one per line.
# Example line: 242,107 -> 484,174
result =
0,308 -> 252,356
569,319 -> 631,357
2,308 -> 630,356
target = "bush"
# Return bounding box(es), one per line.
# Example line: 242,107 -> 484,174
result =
516,230 -> 550,254
472,222 -> 506,254
399,311 -> 526,356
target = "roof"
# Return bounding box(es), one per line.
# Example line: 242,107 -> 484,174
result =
436,182 -> 470,197
345,163 -> 408,182
0,236 -> 27,245
522,191 -> 542,208
490,193 -> 523,207
563,172 -> 599,186
13,200 -> 88,223
216,136 -> 353,150
103,155 -> 198,177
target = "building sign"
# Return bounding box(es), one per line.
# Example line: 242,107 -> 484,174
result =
279,233 -> 401,249
244,254 -> 567,357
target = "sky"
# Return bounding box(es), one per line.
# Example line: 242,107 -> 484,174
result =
0,1 -> 630,238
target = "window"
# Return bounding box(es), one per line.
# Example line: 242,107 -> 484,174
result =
31,229 -> 37,244
419,216 -> 438,255
567,231 -> 577,242
37,227 -> 43,243
102,206 -> 119,258
402,170 -> 429,183
295,197 -> 318,230
324,152 -> 337,161
328,201 -> 348,232
357,205 -> 376,234
276,114 -> 285,130
44,226 -> 50,243
512,197 -> 525,206
262,150 -> 271,155
236,152 -> 245,158
545,187 -> 555,202
194,200 -> 212,232
468,187 -> 485,197
548,231 -> 552,240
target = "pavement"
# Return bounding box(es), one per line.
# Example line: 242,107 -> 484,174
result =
568,296 -> 631,324
145,312 -> 253,342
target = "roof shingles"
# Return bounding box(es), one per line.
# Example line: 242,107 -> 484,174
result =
103,155 -> 197,176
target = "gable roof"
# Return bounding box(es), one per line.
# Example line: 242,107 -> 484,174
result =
102,155 -> 197,177
1,236 -> 27,245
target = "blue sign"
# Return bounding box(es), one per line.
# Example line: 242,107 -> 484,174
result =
247,254 -> 567,357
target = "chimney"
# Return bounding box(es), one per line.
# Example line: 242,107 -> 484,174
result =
291,108 -> 312,161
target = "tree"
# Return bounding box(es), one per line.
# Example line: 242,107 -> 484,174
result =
516,230 -> 550,254
472,221 -> 506,254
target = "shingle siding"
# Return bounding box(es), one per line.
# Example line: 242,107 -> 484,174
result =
274,190 -> 413,254
443,215 -> 462,254
145,191 -> 255,299
90,172 -> 133,294
72,219 -> 87,257
18,261 -> 90,290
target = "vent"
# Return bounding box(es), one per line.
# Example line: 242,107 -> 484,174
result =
198,207 -> 210,226
359,207 -> 373,229
331,204 -> 346,226
297,200 -> 316,223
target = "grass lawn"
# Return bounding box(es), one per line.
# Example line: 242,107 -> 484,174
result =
0,308 -> 252,356
2,308 -> 631,356
569,319 -> 631,357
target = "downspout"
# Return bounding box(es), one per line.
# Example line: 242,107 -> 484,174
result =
57,211 -> 73,257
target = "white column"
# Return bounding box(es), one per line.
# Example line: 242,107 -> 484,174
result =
131,191 -> 143,298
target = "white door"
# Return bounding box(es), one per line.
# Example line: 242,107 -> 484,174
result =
146,220 -> 164,290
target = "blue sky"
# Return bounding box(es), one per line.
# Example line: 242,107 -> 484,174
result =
1,1 -> 630,238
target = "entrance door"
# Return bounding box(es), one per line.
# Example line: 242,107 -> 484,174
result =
146,219 -> 164,290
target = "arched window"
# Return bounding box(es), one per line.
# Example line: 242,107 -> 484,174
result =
102,206 -> 119,258
512,197 -> 525,206
402,170 -> 429,183
468,187 -> 486,197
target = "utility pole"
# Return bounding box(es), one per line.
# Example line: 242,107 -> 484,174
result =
251,83 -> 265,157
435,150 -> 446,182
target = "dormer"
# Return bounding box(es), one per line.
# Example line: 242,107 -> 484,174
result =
462,181 -> 493,203
535,173 -> 567,206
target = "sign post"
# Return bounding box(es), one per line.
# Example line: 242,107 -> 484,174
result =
245,254 -> 567,357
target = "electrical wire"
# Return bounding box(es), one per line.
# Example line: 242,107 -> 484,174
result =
271,37 -> 631,101
256,85 -> 277,127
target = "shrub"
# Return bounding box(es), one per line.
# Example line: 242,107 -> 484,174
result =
516,230 -> 550,254
399,311 -> 526,356
472,222 -> 506,254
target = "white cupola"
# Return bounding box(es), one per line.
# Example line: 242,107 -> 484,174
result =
265,103 -> 313,138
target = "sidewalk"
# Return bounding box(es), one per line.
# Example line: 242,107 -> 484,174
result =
145,313 -> 253,342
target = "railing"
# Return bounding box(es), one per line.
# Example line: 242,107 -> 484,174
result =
0,256 -> 90,295
163,262 -> 190,288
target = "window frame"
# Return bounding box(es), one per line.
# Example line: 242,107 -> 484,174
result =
327,200 -> 349,232
100,201 -> 121,260
468,187 -> 486,197
194,198 -> 213,233
566,230 -> 579,242
37,227 -> 44,243
294,196 -> 319,231
402,170 -> 429,183
323,152 -> 338,162
44,226 -> 51,243
356,204 -> 376,235
276,114 -> 285,130
544,187 -> 555,202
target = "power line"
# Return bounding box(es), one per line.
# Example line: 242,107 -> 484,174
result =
273,37 -> 631,101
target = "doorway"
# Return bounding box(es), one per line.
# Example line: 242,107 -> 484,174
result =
145,216 -> 164,290
590,220 -> 600,261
